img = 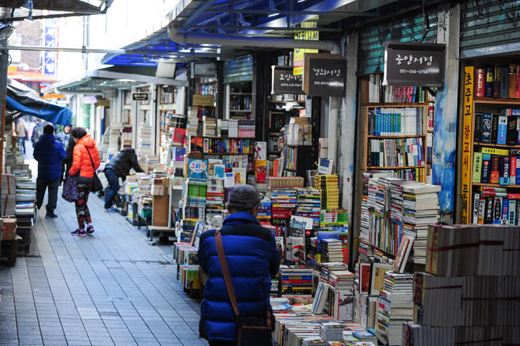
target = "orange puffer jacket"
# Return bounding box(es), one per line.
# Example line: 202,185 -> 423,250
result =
69,135 -> 100,179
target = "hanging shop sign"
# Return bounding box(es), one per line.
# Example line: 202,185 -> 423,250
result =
293,18 -> 319,76
383,42 -> 446,87
303,53 -> 346,97
192,94 -> 215,107
272,66 -> 304,95
132,92 -> 149,101
461,66 -> 474,225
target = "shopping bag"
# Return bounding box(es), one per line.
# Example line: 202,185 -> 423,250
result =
62,175 -> 79,202
91,173 -> 103,192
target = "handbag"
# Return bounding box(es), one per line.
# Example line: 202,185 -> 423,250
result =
62,175 -> 79,202
85,148 -> 103,192
215,230 -> 273,346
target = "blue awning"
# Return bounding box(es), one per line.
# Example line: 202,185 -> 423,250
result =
6,78 -> 72,126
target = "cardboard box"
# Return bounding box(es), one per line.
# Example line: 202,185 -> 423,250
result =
1,217 -> 17,240
152,195 -> 169,226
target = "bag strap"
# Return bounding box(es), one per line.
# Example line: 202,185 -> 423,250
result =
215,229 -> 240,318
85,147 -> 96,170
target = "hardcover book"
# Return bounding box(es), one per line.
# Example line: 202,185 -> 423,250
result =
491,113 -> 499,144
490,155 -> 500,184
499,156 -> 511,185
481,112 -> 492,143
497,115 -> 507,144
472,152 -> 483,183
481,154 -> 491,183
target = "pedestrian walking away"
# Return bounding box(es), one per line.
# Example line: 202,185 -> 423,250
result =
69,127 -> 100,237
103,148 -> 144,212
198,184 -> 280,345
56,125 -> 72,183
16,119 -> 27,155
33,124 -> 66,219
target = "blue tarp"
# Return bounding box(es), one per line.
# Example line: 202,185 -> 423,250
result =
6,78 -> 72,126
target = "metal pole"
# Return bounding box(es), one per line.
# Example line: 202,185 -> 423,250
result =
0,49 -> 9,212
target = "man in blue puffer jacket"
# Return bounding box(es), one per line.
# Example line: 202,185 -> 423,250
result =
34,125 -> 66,219
198,185 -> 280,345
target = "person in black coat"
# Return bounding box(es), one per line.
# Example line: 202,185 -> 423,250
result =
103,148 -> 144,212
63,135 -> 76,180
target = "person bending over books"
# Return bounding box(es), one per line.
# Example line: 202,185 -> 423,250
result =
103,148 -> 144,212
198,185 -> 280,346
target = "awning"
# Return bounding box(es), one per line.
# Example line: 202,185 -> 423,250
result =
42,69 -> 189,95
6,78 -> 72,126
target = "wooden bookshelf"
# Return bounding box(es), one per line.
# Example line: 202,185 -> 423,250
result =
459,61 -> 520,224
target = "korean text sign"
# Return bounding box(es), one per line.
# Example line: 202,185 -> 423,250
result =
383,42 -> 446,87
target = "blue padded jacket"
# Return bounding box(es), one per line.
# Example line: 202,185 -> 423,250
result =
198,211 -> 280,343
33,134 -> 66,180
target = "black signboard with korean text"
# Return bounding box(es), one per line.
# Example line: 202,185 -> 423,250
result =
303,53 -> 346,97
132,92 -> 149,101
272,66 -> 304,95
383,42 -> 446,87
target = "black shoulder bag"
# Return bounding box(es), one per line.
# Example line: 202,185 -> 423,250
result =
85,148 -> 103,192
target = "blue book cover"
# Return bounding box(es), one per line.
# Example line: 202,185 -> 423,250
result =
187,159 -> 208,179
481,154 -> 491,183
509,200 -> 516,225
375,108 -> 381,136
500,108 -> 520,116
516,157 -> 520,185
501,199 -> 509,225
493,197 -> 502,224
499,156 -> 510,185
481,113 -> 492,143
497,116 -> 508,144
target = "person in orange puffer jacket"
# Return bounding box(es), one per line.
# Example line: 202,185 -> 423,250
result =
69,127 -> 100,237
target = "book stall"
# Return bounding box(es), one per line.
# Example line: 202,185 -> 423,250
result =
0,121 -> 37,265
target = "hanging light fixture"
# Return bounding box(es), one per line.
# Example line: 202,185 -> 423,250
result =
24,10 -> 33,22
268,0 -> 279,17
20,0 -> 33,11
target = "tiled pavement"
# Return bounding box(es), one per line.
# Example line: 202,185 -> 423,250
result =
0,190 -> 208,346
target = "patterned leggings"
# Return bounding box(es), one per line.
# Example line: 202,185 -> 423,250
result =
75,183 -> 93,230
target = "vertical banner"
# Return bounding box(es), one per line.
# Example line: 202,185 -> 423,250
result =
293,18 -> 319,76
43,19 -> 57,76
461,66 -> 474,224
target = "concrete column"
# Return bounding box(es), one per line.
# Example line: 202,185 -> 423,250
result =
338,32 -> 358,267
433,4 -> 460,224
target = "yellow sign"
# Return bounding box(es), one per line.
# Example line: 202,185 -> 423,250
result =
293,19 -> 319,76
462,66 -> 474,224
192,94 -> 215,107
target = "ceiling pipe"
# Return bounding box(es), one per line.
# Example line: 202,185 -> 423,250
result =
6,45 -> 219,57
167,23 -> 341,54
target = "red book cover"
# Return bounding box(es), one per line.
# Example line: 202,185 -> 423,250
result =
508,193 -> 520,199
360,263 -> 371,293
490,155 -> 500,184
172,128 -> 186,146
511,156 -> 517,181
476,68 -> 486,97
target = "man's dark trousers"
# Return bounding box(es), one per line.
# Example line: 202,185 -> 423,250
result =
36,177 -> 60,213
104,168 -> 120,209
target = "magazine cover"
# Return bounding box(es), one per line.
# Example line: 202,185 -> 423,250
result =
207,159 -> 223,178
232,167 -> 246,185
188,159 -> 208,179
254,160 -> 268,183
214,164 -> 225,179
254,141 -> 267,160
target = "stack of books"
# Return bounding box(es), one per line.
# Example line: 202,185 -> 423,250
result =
138,175 -> 151,196
405,223 -> 520,345
217,119 -> 229,137
121,123 -> 132,149
257,200 -> 272,224
314,175 -> 340,210
295,188 -> 321,229
279,265 -> 314,296
108,123 -> 122,157
319,322 -> 344,342
206,179 -> 225,213
238,119 -> 255,138
187,107 -> 199,137
269,188 -> 297,221
320,209 -> 348,228
320,239 -> 343,263
228,119 -> 239,137
202,116 -> 216,136
1,173 -> 16,216
376,271 -> 414,345
302,336 -> 326,346
401,183 -> 440,263
137,124 -> 152,158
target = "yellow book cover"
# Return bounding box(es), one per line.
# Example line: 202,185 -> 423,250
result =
481,147 -> 510,156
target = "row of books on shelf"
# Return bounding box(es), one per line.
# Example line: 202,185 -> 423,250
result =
475,65 -> 520,98
472,189 -> 520,227
201,137 -> 255,154
474,111 -> 520,145
367,106 -> 432,136
368,74 -> 434,104
368,138 -> 425,167
472,151 -> 520,185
